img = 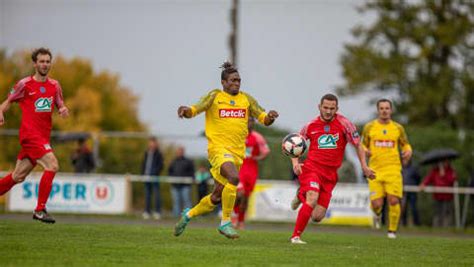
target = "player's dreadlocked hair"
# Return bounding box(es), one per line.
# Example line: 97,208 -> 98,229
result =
31,47 -> 52,63
220,61 -> 238,80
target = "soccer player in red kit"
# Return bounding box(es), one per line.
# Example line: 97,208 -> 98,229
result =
289,94 -> 374,244
233,117 -> 270,229
0,47 -> 69,223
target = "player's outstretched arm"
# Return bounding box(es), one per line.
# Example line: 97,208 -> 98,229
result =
0,99 -> 12,126
356,143 -> 375,179
177,106 -> 193,119
263,110 -> 279,126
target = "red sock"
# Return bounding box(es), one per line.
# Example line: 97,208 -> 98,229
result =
238,207 -> 246,223
35,171 -> 56,211
0,173 -> 16,195
292,202 -> 313,238
234,205 -> 240,215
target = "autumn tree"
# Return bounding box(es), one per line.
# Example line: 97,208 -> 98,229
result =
0,49 -> 146,173
339,0 -> 474,129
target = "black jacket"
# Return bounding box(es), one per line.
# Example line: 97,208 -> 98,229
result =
141,149 -> 164,176
168,156 -> 195,187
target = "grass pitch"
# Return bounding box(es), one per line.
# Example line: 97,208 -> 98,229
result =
1,220 -> 473,266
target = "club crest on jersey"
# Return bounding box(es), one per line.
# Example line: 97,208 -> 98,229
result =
318,133 -> 339,149
219,108 -> 246,118
324,125 -> 330,133
230,100 -> 235,106
35,97 -> 53,112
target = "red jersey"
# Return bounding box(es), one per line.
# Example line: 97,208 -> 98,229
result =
239,130 -> 269,179
8,76 -> 64,143
300,114 -> 360,169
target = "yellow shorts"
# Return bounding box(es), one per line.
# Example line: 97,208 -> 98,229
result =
208,149 -> 243,186
368,171 -> 403,200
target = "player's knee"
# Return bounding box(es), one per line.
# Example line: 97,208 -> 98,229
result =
12,173 -> 26,183
305,191 -> 318,207
388,197 -> 400,206
227,175 -> 239,186
371,199 -> 383,210
210,192 -> 221,204
48,164 -> 59,172
311,212 -> 325,223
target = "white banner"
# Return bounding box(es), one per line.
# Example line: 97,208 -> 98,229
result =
7,173 -> 129,214
247,181 -> 372,226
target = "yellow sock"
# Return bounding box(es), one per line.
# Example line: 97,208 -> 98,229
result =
388,203 -> 401,232
221,183 -> 237,221
188,194 -> 216,218
372,205 -> 382,216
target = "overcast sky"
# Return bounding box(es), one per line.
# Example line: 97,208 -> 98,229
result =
0,0 -> 377,139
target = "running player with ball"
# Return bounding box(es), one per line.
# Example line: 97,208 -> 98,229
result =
285,93 -> 374,244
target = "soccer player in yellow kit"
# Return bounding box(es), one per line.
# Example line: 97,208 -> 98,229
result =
362,99 -> 412,239
174,62 -> 278,239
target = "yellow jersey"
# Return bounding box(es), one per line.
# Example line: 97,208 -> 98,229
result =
361,120 -> 412,174
190,89 -> 267,157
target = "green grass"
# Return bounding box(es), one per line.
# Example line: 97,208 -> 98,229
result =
1,221 -> 473,266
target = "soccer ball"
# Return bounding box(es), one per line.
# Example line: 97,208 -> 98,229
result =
282,133 -> 307,158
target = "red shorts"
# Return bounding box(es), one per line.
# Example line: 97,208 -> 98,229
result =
17,139 -> 52,165
297,164 -> 338,209
238,171 -> 257,197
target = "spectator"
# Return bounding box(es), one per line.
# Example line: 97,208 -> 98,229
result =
168,146 -> 195,217
401,159 -> 421,226
71,138 -> 95,173
195,164 -> 211,203
141,136 -> 164,220
420,160 -> 457,227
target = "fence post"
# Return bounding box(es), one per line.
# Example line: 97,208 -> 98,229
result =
454,181 -> 461,229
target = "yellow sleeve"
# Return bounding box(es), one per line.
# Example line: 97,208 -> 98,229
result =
243,92 -> 267,124
396,123 -> 412,152
361,122 -> 373,150
190,89 -> 220,117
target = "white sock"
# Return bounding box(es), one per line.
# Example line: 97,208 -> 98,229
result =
220,219 -> 231,226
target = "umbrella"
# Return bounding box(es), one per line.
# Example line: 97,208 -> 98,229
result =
420,148 -> 460,165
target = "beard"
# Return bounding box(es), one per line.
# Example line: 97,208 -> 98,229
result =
37,67 -> 49,77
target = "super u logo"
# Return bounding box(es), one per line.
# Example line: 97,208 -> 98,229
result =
90,180 -> 114,206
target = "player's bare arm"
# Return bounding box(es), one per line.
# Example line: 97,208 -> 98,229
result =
291,157 -> 302,176
264,110 -> 279,126
356,143 -> 375,179
58,106 -> 69,118
401,149 -> 412,165
0,99 -> 12,126
177,106 -> 193,118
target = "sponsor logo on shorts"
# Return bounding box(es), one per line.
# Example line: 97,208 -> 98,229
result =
223,153 -> 234,158
9,88 -> 15,95
370,191 -> 377,196
318,134 -> 339,149
43,144 -> 52,150
310,181 -> 320,189
374,140 -> 395,148
35,97 -> 53,112
219,108 -> 246,118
